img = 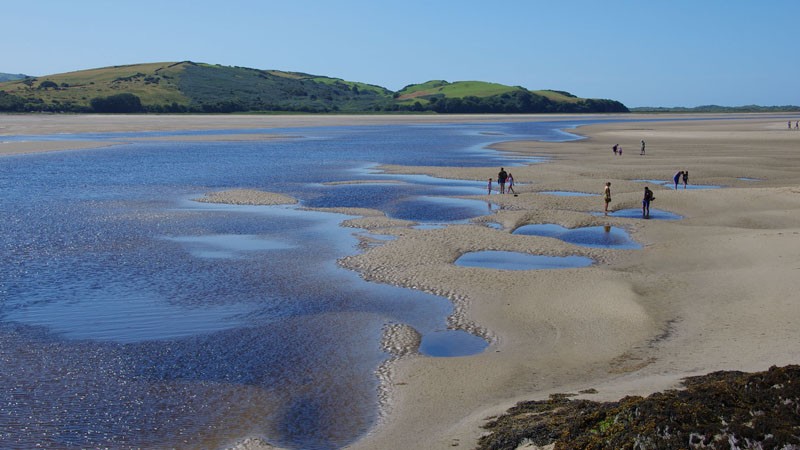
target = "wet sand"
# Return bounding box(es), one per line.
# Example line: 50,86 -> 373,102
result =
347,116 -> 800,449
4,114 -> 800,449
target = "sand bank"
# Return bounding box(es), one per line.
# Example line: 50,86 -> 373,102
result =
346,116 -> 800,449
194,189 -> 298,206
0,139 -> 121,155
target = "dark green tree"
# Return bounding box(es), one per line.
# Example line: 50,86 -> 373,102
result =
38,80 -> 59,90
90,93 -> 144,113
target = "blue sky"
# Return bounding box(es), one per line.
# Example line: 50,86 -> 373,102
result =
2,0 -> 797,107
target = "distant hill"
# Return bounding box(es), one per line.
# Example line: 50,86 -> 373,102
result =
0,61 -> 628,114
395,80 -> 624,113
0,72 -> 28,82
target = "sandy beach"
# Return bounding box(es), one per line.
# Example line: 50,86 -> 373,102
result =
4,113 -> 800,449
347,116 -> 800,449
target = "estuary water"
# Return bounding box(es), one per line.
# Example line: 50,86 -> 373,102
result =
1,120 -> 593,449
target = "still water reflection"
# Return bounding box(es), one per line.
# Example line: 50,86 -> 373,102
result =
0,120 -> 600,448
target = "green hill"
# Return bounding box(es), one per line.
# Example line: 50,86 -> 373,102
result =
395,80 -> 626,113
0,72 -> 28,82
0,62 -> 628,114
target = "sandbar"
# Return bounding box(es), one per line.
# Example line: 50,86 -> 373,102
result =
194,189 -> 298,206
346,115 -> 800,449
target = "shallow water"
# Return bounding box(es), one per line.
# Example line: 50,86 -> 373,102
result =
633,179 -> 721,190
420,330 -> 489,357
0,119 -> 613,449
604,208 -> 683,220
454,251 -> 594,270
513,224 -> 641,249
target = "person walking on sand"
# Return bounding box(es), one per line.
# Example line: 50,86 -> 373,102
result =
612,144 -> 618,155
507,173 -> 516,194
487,178 -> 493,195
603,182 -> 612,214
643,186 -> 654,218
673,170 -> 683,189
497,167 -> 508,194
640,140 -> 646,155
682,170 -> 689,189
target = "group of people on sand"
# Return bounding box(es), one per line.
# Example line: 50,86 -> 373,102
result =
788,120 -> 799,130
604,169 -> 688,218
611,140 -> 647,156
488,167 -> 515,195
604,182 -> 656,218
488,157 -> 685,220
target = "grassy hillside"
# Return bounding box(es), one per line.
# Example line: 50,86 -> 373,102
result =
533,89 -> 581,103
0,62 -> 189,112
0,62 -> 628,113
397,80 -> 519,104
0,62 -> 396,113
0,72 -> 27,82
395,80 -> 627,113
177,63 -> 394,112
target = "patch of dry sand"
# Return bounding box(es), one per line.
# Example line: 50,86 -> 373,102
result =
347,116 -> 800,450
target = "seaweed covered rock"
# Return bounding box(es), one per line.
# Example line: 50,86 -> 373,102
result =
479,365 -> 800,450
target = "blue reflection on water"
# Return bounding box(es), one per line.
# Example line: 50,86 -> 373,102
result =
513,224 -> 641,249
0,119 -> 603,449
605,208 -> 683,220
455,251 -> 594,270
634,179 -> 721,190
420,330 -> 489,357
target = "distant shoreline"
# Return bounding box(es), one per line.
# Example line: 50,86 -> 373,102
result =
3,112 -> 798,156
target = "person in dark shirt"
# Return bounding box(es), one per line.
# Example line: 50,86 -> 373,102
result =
643,186 -> 654,218
497,168 -> 508,194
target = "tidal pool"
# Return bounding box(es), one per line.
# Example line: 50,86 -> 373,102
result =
633,179 -> 721,190
513,224 -> 640,249
419,330 -> 489,357
455,250 -> 593,270
604,208 -> 682,220
395,196 -> 498,223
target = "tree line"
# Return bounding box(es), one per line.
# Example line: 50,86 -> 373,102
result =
0,90 -> 628,114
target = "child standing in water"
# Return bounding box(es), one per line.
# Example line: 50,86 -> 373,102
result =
507,173 -> 516,194
487,178 -> 492,195
682,170 -> 689,189
603,182 -> 612,214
